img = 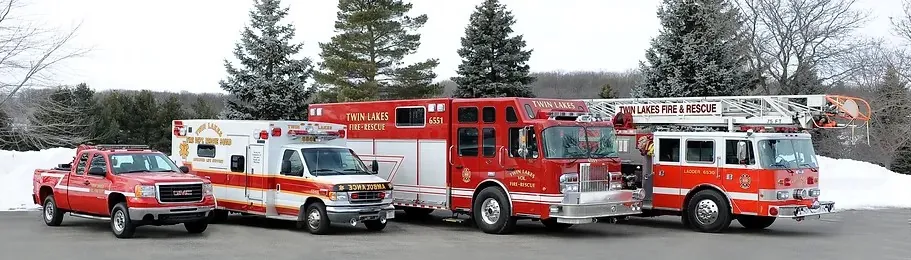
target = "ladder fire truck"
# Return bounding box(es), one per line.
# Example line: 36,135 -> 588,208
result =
578,94 -> 872,233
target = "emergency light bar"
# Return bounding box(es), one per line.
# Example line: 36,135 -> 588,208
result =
93,144 -> 152,151
286,128 -> 346,142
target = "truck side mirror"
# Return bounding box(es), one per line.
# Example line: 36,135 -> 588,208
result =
736,141 -> 748,163
178,165 -> 190,174
88,167 -> 106,177
371,160 -> 379,174
517,128 -> 529,158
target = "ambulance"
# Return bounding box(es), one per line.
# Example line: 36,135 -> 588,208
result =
170,119 -> 394,234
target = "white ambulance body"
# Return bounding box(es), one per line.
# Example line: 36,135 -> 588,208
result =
170,119 -> 395,234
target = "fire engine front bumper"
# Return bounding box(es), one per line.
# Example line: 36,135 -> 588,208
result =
770,201 -> 835,220
326,204 -> 396,226
129,205 -> 215,225
547,189 -> 644,224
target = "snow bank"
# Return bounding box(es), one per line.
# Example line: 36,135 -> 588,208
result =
0,148 -> 908,211
0,148 -> 76,211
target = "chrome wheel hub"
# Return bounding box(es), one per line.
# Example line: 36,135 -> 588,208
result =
695,199 -> 719,225
480,198 -> 501,225
44,203 -> 53,221
113,211 -> 125,232
307,209 -> 320,229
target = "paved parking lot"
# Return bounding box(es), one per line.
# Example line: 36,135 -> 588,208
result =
0,208 -> 908,260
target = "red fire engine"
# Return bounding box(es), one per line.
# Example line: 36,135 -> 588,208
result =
308,98 -> 645,234
579,94 -> 872,233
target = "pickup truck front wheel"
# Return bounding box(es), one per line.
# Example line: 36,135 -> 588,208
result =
42,196 -> 64,226
110,202 -> 136,239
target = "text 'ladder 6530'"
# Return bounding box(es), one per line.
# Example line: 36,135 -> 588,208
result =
578,94 -> 872,135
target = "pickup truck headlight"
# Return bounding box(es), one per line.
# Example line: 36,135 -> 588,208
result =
203,183 -> 213,196
134,185 -> 156,198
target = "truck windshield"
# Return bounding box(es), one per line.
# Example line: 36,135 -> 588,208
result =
110,153 -> 181,174
542,126 -> 618,159
757,139 -> 818,169
301,148 -> 370,176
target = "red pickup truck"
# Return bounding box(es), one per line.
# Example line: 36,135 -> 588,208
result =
32,144 -> 216,238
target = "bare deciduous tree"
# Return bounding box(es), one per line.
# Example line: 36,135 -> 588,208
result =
738,0 -> 871,95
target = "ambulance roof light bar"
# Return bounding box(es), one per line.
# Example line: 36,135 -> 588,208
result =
286,128 -> 345,142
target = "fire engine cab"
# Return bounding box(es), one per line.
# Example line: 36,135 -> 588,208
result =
170,120 -> 395,234
580,94 -> 872,233
308,98 -> 645,234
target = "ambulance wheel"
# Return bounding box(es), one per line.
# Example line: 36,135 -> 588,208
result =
42,195 -> 64,226
685,189 -> 732,233
184,219 -> 209,234
737,215 -> 776,230
364,219 -> 387,231
110,202 -> 136,239
472,186 -> 517,234
303,202 -> 330,235
541,218 -> 573,231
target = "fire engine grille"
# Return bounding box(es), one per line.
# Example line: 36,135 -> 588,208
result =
157,183 -> 204,203
579,163 -> 611,192
348,191 -> 384,203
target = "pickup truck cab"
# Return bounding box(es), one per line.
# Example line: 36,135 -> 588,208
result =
33,144 -> 216,238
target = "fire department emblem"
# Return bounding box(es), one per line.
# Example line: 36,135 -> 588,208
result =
461,168 -> 471,183
178,142 -> 189,159
739,174 -> 751,189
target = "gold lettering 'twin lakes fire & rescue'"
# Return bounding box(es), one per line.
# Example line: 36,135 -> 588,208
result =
346,112 -> 389,131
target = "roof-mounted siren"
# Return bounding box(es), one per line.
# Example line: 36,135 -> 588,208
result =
806,95 -> 872,144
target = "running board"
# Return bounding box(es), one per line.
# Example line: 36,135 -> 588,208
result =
69,213 -> 108,221
442,217 -> 466,224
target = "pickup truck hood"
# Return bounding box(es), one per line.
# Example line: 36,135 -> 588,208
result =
313,174 -> 388,185
121,172 -> 206,184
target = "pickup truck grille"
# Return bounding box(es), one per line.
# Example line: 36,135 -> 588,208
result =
157,183 -> 204,203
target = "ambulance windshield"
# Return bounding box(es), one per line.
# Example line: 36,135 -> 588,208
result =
109,153 -> 181,174
541,126 -> 618,159
757,139 -> 818,169
300,147 -> 371,176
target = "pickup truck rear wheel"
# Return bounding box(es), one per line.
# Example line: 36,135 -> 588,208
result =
110,202 -> 136,238
42,196 -> 64,226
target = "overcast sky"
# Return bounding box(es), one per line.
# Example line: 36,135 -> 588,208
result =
23,0 -> 908,93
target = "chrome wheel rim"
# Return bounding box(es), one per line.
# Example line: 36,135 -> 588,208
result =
44,202 -> 53,221
307,209 -> 320,229
480,198 -> 501,225
113,210 -> 125,233
695,199 -> 719,225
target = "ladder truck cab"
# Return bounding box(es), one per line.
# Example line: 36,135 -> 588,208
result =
170,120 -> 395,234
581,94 -> 872,233
308,97 -> 645,234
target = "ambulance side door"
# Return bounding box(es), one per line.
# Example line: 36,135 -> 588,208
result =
245,144 -> 265,202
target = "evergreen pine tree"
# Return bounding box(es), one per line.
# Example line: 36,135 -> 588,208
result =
31,86 -> 83,148
451,0 -> 534,98
599,83 -> 617,98
191,97 -> 217,119
96,92 -> 128,144
155,96 -> 185,152
635,0 -> 756,98
219,0 -> 314,120
315,0 -> 441,102
131,90 -> 159,146
71,83 -> 103,142
870,66 -> 911,171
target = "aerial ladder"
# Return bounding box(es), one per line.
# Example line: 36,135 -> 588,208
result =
577,94 -> 873,144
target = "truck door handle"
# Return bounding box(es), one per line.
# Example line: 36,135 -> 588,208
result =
276,184 -> 281,192
83,180 -> 90,185
505,168 -> 516,171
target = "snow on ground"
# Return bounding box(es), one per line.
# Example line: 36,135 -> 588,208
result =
0,148 -> 908,211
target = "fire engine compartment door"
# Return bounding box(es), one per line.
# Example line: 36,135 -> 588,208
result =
246,144 -> 265,202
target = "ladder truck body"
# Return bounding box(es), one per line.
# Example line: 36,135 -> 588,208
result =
578,94 -> 872,233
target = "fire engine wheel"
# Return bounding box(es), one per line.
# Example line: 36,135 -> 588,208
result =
42,195 -> 64,226
685,189 -> 732,233
737,215 -> 777,230
472,186 -> 517,234
302,203 -> 331,235
110,202 -> 136,239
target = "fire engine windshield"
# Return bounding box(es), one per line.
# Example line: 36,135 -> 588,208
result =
542,126 -> 618,159
300,147 -> 371,176
757,139 -> 818,169
109,153 -> 181,174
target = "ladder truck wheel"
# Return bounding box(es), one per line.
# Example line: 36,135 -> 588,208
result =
42,195 -> 64,226
685,189 -> 733,233
737,215 -> 776,230
302,202 -> 331,235
110,202 -> 136,239
541,218 -> 573,231
472,186 -> 517,234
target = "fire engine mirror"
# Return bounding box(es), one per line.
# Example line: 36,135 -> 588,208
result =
178,165 -> 190,174
736,141 -> 748,162
517,128 -> 529,158
371,160 -> 379,174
